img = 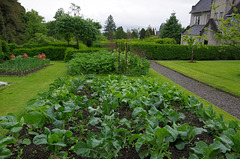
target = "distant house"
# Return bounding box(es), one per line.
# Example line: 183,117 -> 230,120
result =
181,0 -> 240,45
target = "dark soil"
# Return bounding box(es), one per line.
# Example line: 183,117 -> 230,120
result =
0,64 -> 50,76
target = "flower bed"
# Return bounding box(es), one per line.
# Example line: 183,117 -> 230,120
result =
0,55 -> 50,76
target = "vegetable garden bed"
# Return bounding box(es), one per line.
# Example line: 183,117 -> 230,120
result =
1,75 -> 239,159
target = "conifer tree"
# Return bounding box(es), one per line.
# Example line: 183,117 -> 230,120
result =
160,13 -> 183,44
104,15 -> 116,40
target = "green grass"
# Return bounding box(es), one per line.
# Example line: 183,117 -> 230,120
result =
0,61 -> 67,117
148,68 -> 240,123
156,61 -> 240,97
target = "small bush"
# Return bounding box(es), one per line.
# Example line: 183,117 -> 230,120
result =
64,47 -> 102,62
67,50 -> 115,75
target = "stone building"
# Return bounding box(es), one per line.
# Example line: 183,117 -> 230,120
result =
181,0 -> 240,45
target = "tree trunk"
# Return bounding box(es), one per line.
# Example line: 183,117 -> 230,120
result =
75,35 -> 79,49
191,47 -> 194,63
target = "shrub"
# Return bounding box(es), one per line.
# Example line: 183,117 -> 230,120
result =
13,46 -> 67,60
155,38 -> 177,44
114,50 -> 150,76
1,40 -> 11,61
67,50 -> 150,76
67,50 -> 115,75
64,47 -> 102,62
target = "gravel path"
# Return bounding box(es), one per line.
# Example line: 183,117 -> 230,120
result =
150,61 -> 240,119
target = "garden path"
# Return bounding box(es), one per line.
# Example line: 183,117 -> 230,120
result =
150,61 -> 240,119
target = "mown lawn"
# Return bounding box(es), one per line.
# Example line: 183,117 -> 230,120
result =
156,61 -> 240,97
0,61 -> 67,117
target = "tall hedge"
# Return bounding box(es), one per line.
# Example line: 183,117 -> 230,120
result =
13,46 -> 67,60
128,43 -> 240,60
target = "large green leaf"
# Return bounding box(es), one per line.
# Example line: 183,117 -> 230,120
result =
33,134 -> 47,145
0,137 -> 16,146
24,111 -> 46,128
0,147 -> 12,159
74,142 -> 91,157
164,125 -> 178,142
132,107 -> 147,118
155,128 -> 169,145
88,117 -> 102,126
231,135 -> 240,153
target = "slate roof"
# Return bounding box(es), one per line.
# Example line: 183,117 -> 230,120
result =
225,1 -> 240,18
182,25 -> 205,36
190,0 -> 212,13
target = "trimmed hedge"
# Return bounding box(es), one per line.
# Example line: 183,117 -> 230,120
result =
21,42 -> 87,49
64,47 -> 103,62
13,46 -> 67,60
128,43 -> 240,60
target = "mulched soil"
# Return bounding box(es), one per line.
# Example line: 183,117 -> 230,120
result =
0,65 -> 50,76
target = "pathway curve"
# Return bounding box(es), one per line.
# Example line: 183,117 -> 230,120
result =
150,61 -> 240,119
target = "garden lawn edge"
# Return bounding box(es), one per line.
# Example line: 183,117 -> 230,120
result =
0,61 -> 67,117
156,61 -> 240,98
148,68 -> 240,124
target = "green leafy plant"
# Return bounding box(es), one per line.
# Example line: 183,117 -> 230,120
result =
33,127 -> 73,158
189,141 -> 230,159
0,136 -> 17,159
0,113 -> 23,137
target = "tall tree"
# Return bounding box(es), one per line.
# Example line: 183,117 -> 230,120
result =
115,26 -> 127,39
131,29 -> 138,39
56,15 -> 99,48
140,28 -> 146,39
54,8 -> 65,20
25,9 -> 48,40
104,15 -> 116,40
146,25 -> 153,35
0,0 -> 27,43
68,3 -> 81,17
145,30 -> 151,38
213,6 -> 240,51
160,13 -> 183,44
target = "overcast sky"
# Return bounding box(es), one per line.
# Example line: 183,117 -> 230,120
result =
18,0 -> 200,30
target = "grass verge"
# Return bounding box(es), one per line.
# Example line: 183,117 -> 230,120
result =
0,61 -> 67,117
156,61 -> 240,97
148,68 -> 240,123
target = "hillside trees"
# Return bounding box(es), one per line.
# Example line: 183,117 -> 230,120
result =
0,0 -> 27,44
25,9 -> 48,40
160,13 -> 184,44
